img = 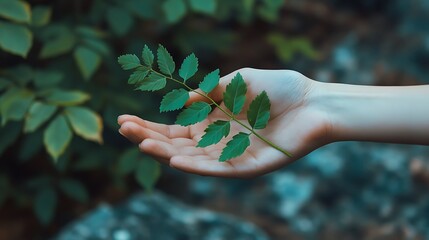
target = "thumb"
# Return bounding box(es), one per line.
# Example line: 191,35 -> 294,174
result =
185,69 -> 239,106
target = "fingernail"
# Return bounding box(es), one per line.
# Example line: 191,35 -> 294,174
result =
117,115 -> 124,124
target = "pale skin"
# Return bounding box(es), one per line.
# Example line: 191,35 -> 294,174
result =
117,68 -> 429,178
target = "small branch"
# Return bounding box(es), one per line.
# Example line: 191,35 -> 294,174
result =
149,68 -> 293,158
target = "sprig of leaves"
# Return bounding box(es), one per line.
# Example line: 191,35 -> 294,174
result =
118,44 -> 292,161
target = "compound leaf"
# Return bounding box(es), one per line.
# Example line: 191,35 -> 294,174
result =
160,89 -> 189,112
219,132 -> 250,162
223,72 -> 247,115
157,44 -> 175,75
179,53 -> 198,82
118,54 -> 140,70
175,102 -> 211,126
135,72 -> 166,91
199,69 -> 219,94
197,120 -> 230,147
247,91 -> 271,129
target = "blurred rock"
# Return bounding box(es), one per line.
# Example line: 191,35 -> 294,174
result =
54,192 -> 268,240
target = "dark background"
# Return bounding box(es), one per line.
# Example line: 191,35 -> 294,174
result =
1,0 -> 429,239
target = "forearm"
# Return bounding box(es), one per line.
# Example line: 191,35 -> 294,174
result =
313,82 -> 429,145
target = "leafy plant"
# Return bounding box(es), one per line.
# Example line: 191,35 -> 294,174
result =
118,45 -> 292,161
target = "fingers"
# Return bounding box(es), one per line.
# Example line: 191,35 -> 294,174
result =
119,121 -> 171,144
139,139 -> 207,159
118,114 -> 190,138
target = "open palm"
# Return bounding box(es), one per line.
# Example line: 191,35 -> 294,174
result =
118,68 -> 331,178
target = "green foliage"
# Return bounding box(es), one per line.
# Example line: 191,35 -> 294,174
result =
189,0 -> 217,14
136,72 -> 166,91
24,102 -> 57,133
0,0 -> 31,23
219,132 -> 250,162
162,0 -> 186,24
58,178 -> 89,203
160,89 -> 189,112
43,115 -> 72,161
176,102 -> 211,126
199,69 -> 220,94
34,187 -> 57,225
0,0 -> 302,228
197,120 -> 230,147
157,44 -> 176,76
64,106 -> 103,143
223,73 -> 247,115
179,53 -> 198,82
135,157 -> 161,192
247,91 -> 271,129
118,54 -> 141,70
267,33 -> 319,63
119,45 -> 291,162
0,21 -> 32,57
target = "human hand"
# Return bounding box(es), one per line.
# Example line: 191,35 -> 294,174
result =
118,68 -> 332,178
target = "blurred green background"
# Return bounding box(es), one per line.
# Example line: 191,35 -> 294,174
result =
1,0 -> 429,239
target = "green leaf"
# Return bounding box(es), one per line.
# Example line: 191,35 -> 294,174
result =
247,91 -> 271,129
64,106 -> 103,143
34,187 -> 57,225
0,77 -> 11,91
199,69 -> 219,94
162,0 -> 186,23
44,90 -> 90,106
74,46 -> 102,80
157,44 -> 175,75
135,72 -> 166,91
43,114 -> 72,160
39,31 -> 76,59
179,53 -> 198,82
189,0 -> 216,14
24,102 -> 57,133
197,120 -> 230,147
223,72 -> 247,115
175,102 -> 211,126
160,89 -> 189,112
59,178 -> 89,203
34,70 -> 63,88
31,6 -> 52,27
219,132 -> 250,162
0,88 -> 34,126
0,0 -> 31,23
118,54 -> 140,70
118,148 -> 140,175
135,158 -> 161,192
0,21 -> 32,57
142,44 -> 154,66
106,7 -> 133,36
128,68 -> 149,85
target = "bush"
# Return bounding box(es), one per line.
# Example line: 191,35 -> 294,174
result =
0,0 -> 317,230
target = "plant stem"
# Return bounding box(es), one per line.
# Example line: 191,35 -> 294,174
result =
150,68 -> 293,158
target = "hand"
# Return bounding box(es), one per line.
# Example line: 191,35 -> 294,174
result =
118,68 -> 332,178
